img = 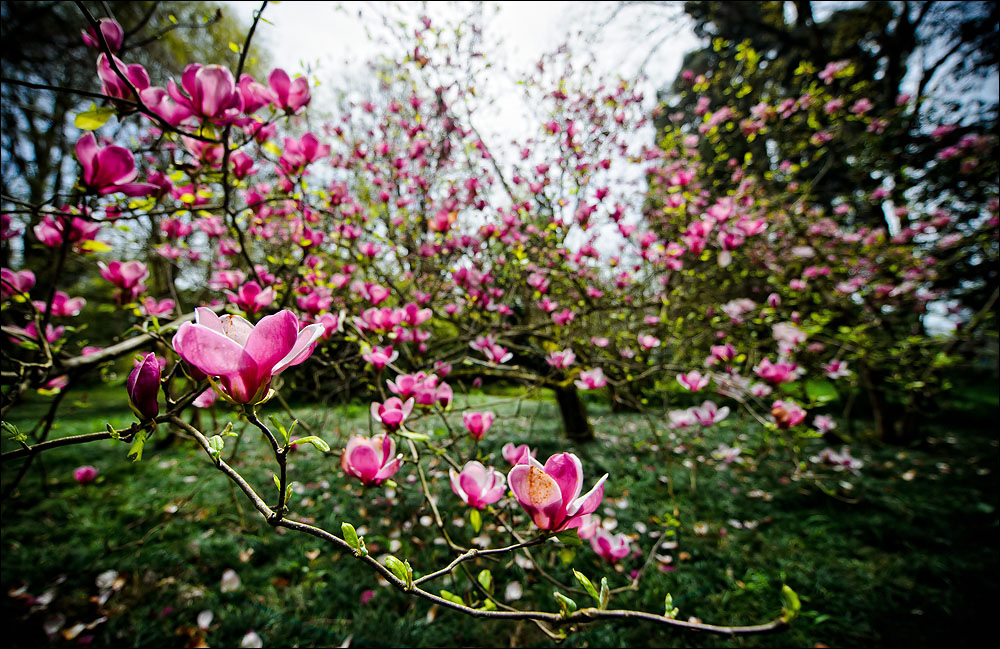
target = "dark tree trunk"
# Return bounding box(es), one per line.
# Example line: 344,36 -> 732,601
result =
553,384 -> 594,442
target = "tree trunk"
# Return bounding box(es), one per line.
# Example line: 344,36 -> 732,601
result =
553,384 -> 594,442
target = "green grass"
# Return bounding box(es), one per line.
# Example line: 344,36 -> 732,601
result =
2,375 -> 997,647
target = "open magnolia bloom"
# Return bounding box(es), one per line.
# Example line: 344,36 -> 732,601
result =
449,461 -> 506,509
508,452 -> 607,532
173,307 -> 323,404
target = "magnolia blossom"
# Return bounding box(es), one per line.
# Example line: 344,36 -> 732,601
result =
712,443 -> 742,464
502,443 -> 535,465
449,461 -> 506,509
74,465 -> 99,485
226,281 -> 275,315
812,447 -> 863,471
81,18 -> 123,51
668,409 -> 697,429
771,400 -> 807,429
370,397 -> 414,431
75,133 -> 157,196
677,370 -> 710,392
813,415 -> 837,433
269,68 -> 311,114
33,291 -> 86,317
508,452 -> 607,531
363,345 -> 399,370
590,528 -> 631,563
1,268 -> 35,298
575,368 -> 607,390
172,308 -> 323,404
168,64 -> 243,122
462,411 -> 495,440
341,434 -> 402,486
33,213 -> 100,249
99,260 -> 148,303
483,343 -> 513,364
546,348 -> 576,369
637,334 -> 660,349
754,358 -> 800,384
691,400 -> 730,426
823,360 -> 852,379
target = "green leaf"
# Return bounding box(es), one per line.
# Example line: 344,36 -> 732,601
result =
341,522 -> 360,550
781,584 -> 801,622
2,421 -> 26,443
805,379 -> 839,404
127,429 -> 147,462
228,41 -> 240,53
664,593 -> 679,619
554,530 -> 583,547
599,577 -> 610,610
553,591 -> 578,616
289,435 -> 330,452
384,556 -> 412,589
397,429 -> 430,441
573,570 -> 599,602
74,106 -> 114,131
440,590 -> 464,605
477,569 -> 493,594
208,435 -> 224,459
469,508 -> 482,533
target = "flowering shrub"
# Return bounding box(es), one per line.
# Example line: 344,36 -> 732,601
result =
2,3 -> 995,642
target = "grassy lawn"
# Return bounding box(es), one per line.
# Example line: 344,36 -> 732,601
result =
2,374 -> 997,647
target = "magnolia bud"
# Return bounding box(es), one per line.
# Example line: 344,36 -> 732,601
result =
127,352 -> 161,420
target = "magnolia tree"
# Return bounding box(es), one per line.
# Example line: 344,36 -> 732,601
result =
2,2 -> 993,641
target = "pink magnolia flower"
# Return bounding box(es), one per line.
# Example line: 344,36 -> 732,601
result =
370,396 -> 414,431
546,348 -> 576,369
74,465 -> 99,485
753,358 -> 800,384
82,18 -> 123,52
142,297 -> 175,317
749,382 -> 773,398
99,260 -> 148,303
590,528 -> 631,562
362,345 -> 398,370
677,370 -> 710,392
483,343 -> 513,364
226,281 -> 275,315
823,360 -> 852,379
668,408 -> 697,429
193,388 -> 218,408
127,352 -> 161,420
96,53 -> 150,101
33,291 -> 86,317
508,452 -> 607,531
502,443 -> 536,465
450,461 -> 506,509
812,447 -> 863,471
33,213 -> 101,249
168,64 -> 243,123
1,268 -> 35,299
462,411 -> 495,440
75,133 -> 157,196
575,368 -> 607,390
771,400 -> 807,429
575,514 -> 600,540
172,308 -> 323,404
813,415 -> 837,433
691,400 -> 730,426
638,334 -> 660,350
552,309 -> 575,326
269,68 -> 311,114
340,433 -> 402,486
